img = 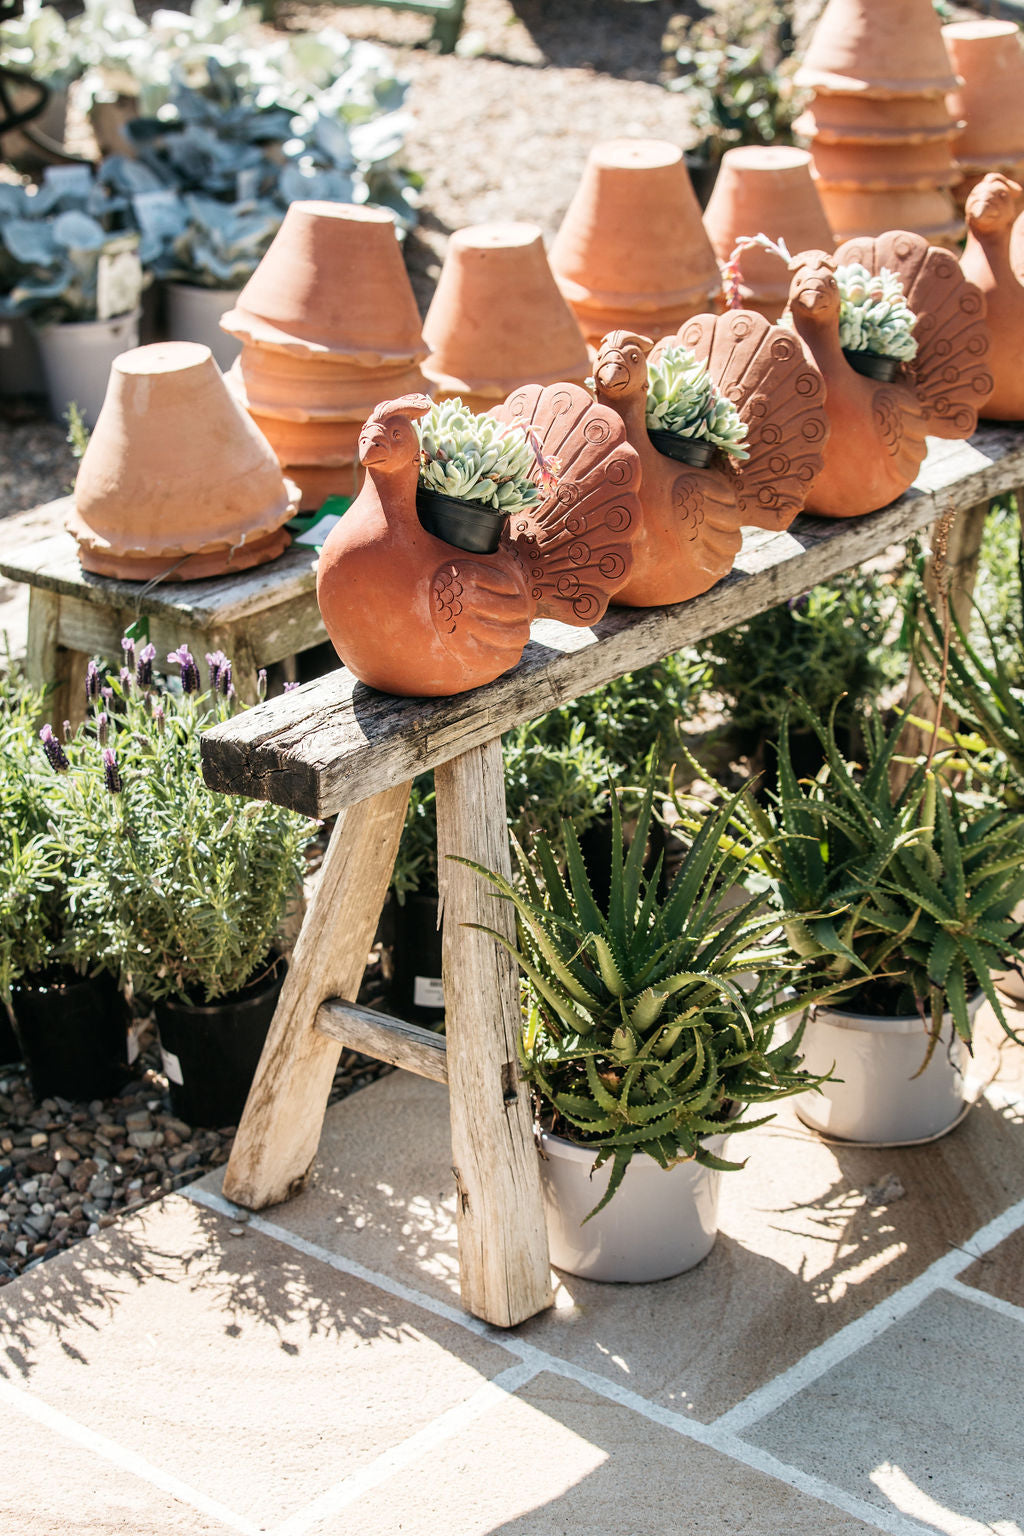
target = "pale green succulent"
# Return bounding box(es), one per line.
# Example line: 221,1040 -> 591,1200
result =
836,262 -> 919,361
645,345 -> 749,460
415,398 -> 546,515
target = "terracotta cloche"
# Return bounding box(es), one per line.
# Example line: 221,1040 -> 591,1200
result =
316,388 -> 642,696
549,139 -> 722,349
960,173 -> 1024,420
944,20 -> 1024,202
592,314 -> 829,607
67,341 -> 299,581
785,238 -> 992,519
422,223 -> 590,412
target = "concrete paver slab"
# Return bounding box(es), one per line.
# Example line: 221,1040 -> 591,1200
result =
961,1226 -> 1024,1310
743,1287 -> 1024,1536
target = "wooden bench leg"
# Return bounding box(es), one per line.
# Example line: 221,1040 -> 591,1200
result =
222,779 -> 411,1210
435,738 -> 553,1328
25,587 -> 88,729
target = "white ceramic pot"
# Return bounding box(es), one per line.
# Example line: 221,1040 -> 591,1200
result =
36,310 -> 141,429
795,995 -> 983,1145
994,903 -> 1024,1003
538,1128 -> 727,1283
165,284 -> 242,373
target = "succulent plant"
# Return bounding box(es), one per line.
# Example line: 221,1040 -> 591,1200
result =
645,344 -> 750,460
415,399 -> 549,516
836,262 -> 919,361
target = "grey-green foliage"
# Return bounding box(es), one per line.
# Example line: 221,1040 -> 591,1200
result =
0,173 -> 139,324
645,345 -> 749,459
461,769 -> 834,1216
416,400 -> 544,516
969,498 -> 1023,685
668,0 -> 800,158
836,263 -> 919,361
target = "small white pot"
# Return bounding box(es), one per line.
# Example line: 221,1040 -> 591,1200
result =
36,310 -> 141,429
165,284 -> 242,373
538,1129 -> 727,1283
994,904 -> 1024,1004
796,995 -> 983,1145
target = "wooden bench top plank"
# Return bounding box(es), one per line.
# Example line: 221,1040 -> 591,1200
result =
0,498 -> 319,626
196,423 -> 1023,819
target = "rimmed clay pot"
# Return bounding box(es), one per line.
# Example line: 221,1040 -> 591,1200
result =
220,201 -> 427,366
247,411 -> 362,468
809,136 -> 960,189
703,146 -> 834,320
795,995 -> 983,1144
960,173 -> 1024,419
795,0 -> 958,98
67,340 -> 299,580
538,1128 -> 729,1283
228,347 -> 428,420
550,138 -> 722,348
814,181 -> 962,246
795,92 -> 960,144
422,222 -> 590,407
945,21 -> 1024,168
288,462 -> 361,513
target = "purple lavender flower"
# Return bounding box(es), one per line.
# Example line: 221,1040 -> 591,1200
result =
119,666 -> 132,696
121,636 -> 135,664
218,660 -> 232,697
257,668 -> 267,702
102,747 -> 122,794
167,645 -> 200,695
96,711 -> 109,747
39,724 -> 69,772
85,660 -> 101,706
154,703 -> 166,734
283,681 -> 300,692
205,649 -> 230,691
136,642 -> 156,689
62,720 -> 72,743
101,685 -> 114,705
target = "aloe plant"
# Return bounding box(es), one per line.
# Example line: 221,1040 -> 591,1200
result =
836,262 -> 919,361
416,399 -> 551,516
645,344 -> 749,459
460,770 -> 835,1216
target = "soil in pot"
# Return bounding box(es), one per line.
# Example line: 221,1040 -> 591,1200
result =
11,968 -> 129,1102
391,894 -> 445,1026
154,957 -> 286,1128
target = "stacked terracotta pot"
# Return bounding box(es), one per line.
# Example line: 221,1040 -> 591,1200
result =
794,0 -> 963,248
422,222 -> 590,412
549,139 -> 722,349
221,201 -> 429,511
943,20 -> 1024,209
703,146 -> 835,320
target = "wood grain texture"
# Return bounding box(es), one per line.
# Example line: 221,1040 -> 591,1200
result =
200,425 -> 1024,818
315,998 -> 449,1083
435,739 -> 553,1328
222,779 -> 411,1209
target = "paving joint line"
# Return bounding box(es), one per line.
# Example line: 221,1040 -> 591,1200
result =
943,1275 -> 1024,1329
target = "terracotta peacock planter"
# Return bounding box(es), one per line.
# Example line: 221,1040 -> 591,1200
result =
316,386 -> 642,696
795,0 -> 959,99
703,146 -> 834,320
67,341 -> 299,580
549,139 -> 721,349
944,21 -> 1024,206
960,173 -> 1024,420
785,236 -> 992,519
422,222 -> 590,410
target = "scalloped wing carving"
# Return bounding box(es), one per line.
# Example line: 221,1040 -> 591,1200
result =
489,383 -> 642,625
835,233 -> 993,439
430,558 -> 532,672
653,310 -> 829,531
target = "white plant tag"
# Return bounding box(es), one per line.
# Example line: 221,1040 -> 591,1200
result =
236,166 -> 261,202
160,1046 -> 184,1085
42,164 -> 93,198
413,976 -> 444,1009
126,1024 -> 142,1066
97,240 -> 143,321
0,324 -> 11,349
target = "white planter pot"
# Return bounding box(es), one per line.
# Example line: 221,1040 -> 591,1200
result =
538,1129 -> 727,1283
165,284 -> 242,373
36,310 -> 141,429
795,995 -> 983,1145
994,903 -> 1024,1003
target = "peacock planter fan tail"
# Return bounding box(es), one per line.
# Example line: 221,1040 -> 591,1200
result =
489,382 -> 642,626
592,314 -> 829,608
960,173 -> 1024,421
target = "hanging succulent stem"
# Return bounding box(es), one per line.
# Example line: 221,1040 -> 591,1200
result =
721,232 -> 792,310
925,507 -> 958,776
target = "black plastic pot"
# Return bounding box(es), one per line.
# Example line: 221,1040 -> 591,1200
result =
647,429 -> 716,467
416,487 -> 510,554
154,958 -> 286,1128
391,894 -> 445,1026
0,1009 -> 20,1069
684,151 -> 719,211
11,969 -> 129,1102
841,347 -> 900,383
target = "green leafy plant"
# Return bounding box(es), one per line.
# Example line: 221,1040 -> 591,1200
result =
645,345 -> 750,459
461,768 -> 836,1215
668,0 -> 802,161
836,263 -> 919,361
415,399 -> 552,516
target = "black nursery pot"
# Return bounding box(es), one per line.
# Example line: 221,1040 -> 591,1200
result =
646,429 -> 716,467
0,1008 -> 21,1069
416,487 -> 511,555
841,347 -> 900,383
11,969 -> 129,1102
391,894 -> 445,1026
154,958 -> 286,1128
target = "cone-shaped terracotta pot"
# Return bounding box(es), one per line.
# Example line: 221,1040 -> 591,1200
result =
704,146 -> 834,318
795,91 -> 959,144
220,202 -> 427,365
229,346 -> 429,420
289,462 -> 362,512
423,222 -> 589,402
810,136 -> 959,188
68,342 -> 298,581
248,412 -> 362,468
960,173 -> 1024,419
550,139 -> 721,348
796,0 -> 958,97
816,180 -> 962,245
945,21 -> 1024,164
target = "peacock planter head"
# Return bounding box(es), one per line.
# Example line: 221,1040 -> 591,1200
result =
961,173 -> 1024,420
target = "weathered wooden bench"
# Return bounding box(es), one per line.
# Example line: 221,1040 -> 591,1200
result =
200,423 -> 1024,1328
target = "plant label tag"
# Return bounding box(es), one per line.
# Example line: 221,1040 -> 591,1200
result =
97,243 -> 143,322
0,324 -> 11,348
160,1046 -> 184,1086
236,166 -> 261,202
42,164 -> 93,198
126,1024 -> 142,1066
132,189 -> 183,242
413,976 -> 444,1009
